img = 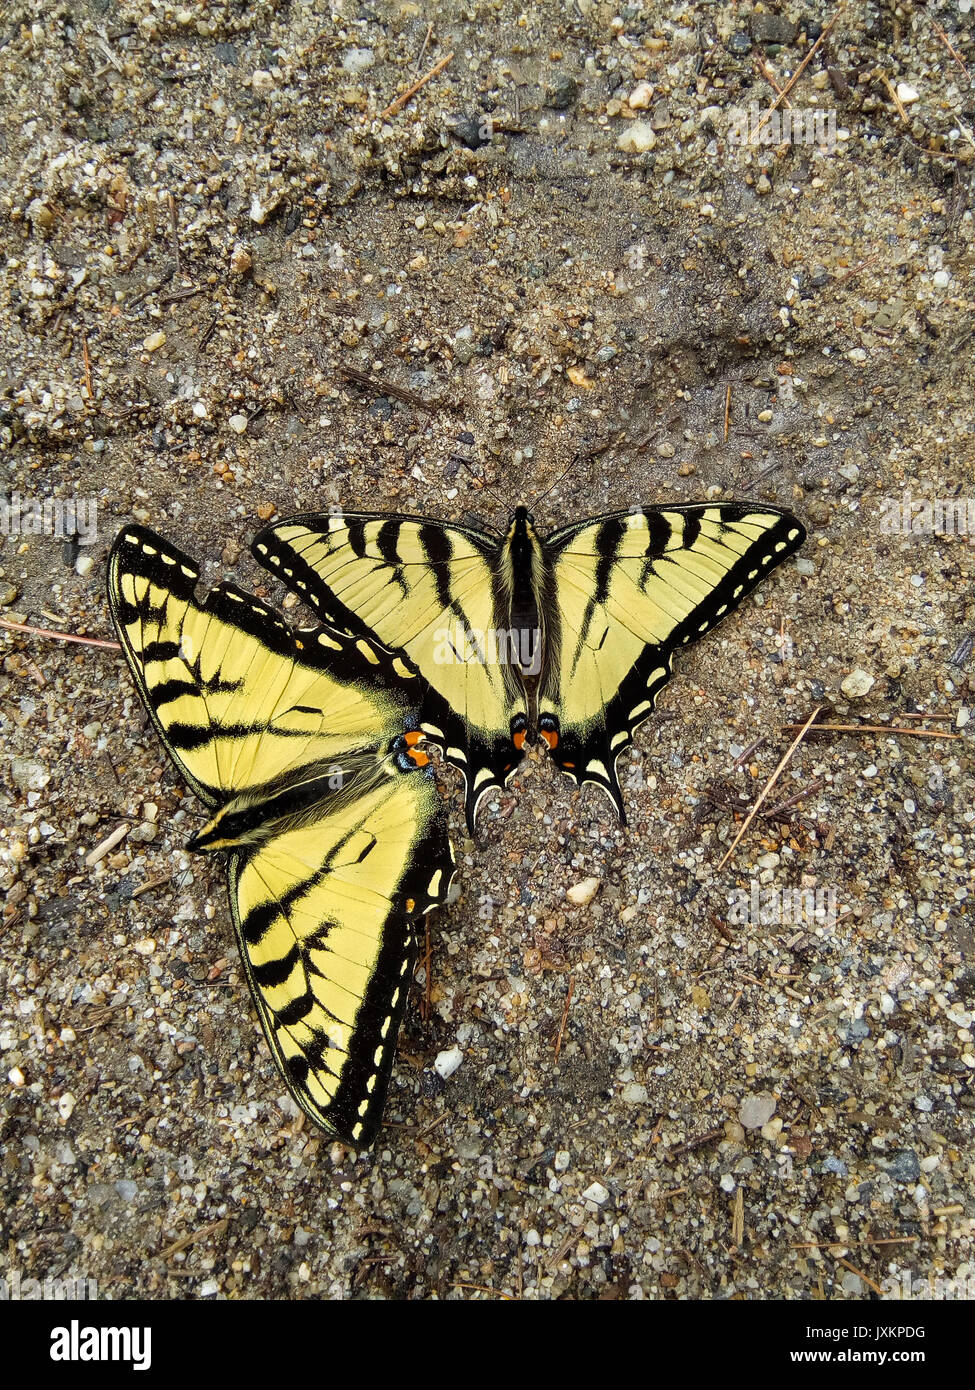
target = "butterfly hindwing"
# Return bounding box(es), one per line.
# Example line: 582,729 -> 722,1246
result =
253,512 -> 528,828
539,503 -> 806,815
107,525 -> 455,1146
227,760 -> 453,1147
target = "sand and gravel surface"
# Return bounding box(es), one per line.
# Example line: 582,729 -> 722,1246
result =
1,1 -> 973,1301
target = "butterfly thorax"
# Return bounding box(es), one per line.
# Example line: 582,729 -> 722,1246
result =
500,507 -> 546,683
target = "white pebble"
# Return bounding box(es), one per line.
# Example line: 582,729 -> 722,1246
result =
58,1092 -> 76,1121
896,83 -> 919,105
840,668 -> 875,698
628,81 -> 654,109
582,1181 -> 609,1205
616,121 -> 656,153
739,1093 -> 776,1129
434,1045 -> 463,1080
567,876 -> 600,906
142,331 -> 166,352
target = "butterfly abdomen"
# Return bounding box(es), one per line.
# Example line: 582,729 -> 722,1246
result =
187,754 -> 391,851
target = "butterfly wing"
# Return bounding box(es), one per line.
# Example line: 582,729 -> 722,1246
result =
539,504 -> 806,816
108,526 -> 422,806
107,525 -> 455,1146
227,762 -> 452,1147
253,512 -> 528,829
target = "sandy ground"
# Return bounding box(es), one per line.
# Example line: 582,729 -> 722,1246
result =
1,1 -> 973,1300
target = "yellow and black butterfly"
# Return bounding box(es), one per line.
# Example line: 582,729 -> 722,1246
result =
252,503 -> 806,828
107,525 -> 455,1147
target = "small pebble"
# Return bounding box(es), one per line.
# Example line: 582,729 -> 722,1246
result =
616,122 -> 656,153
840,668 -> 875,698
567,876 -> 600,906
434,1045 -> 463,1080
739,1093 -> 776,1129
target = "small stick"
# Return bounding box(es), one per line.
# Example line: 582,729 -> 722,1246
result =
931,18 -> 971,82
762,776 -> 826,819
452,1282 -> 514,1300
159,286 -> 204,306
414,22 -> 433,73
119,241 -> 147,274
0,618 -> 121,651
718,706 -> 822,870
553,977 -> 574,1062
723,383 -> 731,440
732,1185 -> 745,1245
379,50 -> 454,120
837,1256 -> 884,1297
900,711 -> 955,721
82,332 -> 94,400
168,192 -> 181,269
749,10 -> 843,145
127,266 -> 174,309
665,1125 -> 724,1160
131,874 -> 173,900
86,823 -> 129,868
338,364 -> 444,411
754,56 -> 793,109
411,1111 -> 450,1142
883,75 -> 909,125
733,736 -> 764,769
199,313 -> 219,352
159,1217 -> 229,1261
782,721 -> 962,740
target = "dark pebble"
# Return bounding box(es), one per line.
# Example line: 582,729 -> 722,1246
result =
367,397 -> 392,419
750,15 -> 798,44
545,75 -> 579,110
727,31 -> 752,55
451,113 -> 492,150
882,1150 -> 921,1183
842,1018 -> 870,1044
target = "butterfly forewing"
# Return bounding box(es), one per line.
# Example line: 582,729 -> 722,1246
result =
253,512 -> 529,828
108,528 -> 419,805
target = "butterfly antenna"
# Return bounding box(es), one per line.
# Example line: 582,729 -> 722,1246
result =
528,456 -> 581,522
454,460 -> 508,518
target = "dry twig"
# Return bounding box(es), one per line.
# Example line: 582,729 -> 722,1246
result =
0,617 -> 121,651
718,706 -> 822,870
380,51 -> 454,120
